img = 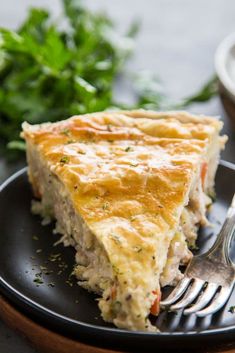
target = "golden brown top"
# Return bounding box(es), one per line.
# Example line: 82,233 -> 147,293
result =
22,110 -> 214,226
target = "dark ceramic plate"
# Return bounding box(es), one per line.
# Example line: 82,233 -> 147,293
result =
0,161 -> 235,351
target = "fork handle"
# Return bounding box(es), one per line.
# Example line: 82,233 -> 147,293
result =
208,193 -> 235,263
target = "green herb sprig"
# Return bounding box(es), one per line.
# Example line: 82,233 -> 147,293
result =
0,0 -> 219,159
0,0 -> 137,156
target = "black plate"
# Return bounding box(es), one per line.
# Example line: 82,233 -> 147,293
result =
0,161 -> 235,351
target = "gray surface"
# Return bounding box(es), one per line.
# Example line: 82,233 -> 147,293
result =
0,1 -> 235,352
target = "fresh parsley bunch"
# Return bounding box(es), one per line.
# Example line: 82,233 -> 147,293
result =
0,0 -> 218,158
0,0 -> 137,154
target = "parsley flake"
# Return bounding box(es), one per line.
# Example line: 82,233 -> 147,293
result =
229,306 -> 235,314
48,282 -> 55,287
102,202 -> 109,210
60,156 -> 70,164
33,277 -> 43,285
66,139 -> 76,144
133,246 -> 142,253
61,129 -> 70,136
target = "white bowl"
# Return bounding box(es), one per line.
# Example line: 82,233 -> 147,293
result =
215,33 -> 235,103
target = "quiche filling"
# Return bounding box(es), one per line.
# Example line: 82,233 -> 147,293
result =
22,110 -> 226,331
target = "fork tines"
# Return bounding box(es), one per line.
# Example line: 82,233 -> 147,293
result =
161,276 -> 234,316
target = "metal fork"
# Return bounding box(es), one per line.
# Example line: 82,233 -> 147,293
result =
160,193 -> 235,317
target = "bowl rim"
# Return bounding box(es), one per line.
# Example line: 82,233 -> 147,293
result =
215,32 -> 235,100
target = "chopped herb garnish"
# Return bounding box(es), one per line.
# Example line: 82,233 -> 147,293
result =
58,262 -> 68,269
39,266 -> 53,275
187,241 -> 199,251
229,306 -> 235,314
48,282 -> 55,287
35,272 -> 42,277
110,233 -> 121,244
102,202 -> 109,210
49,258 -> 57,263
112,264 -> 123,275
125,146 -> 132,152
60,156 -> 70,164
33,277 -> 43,285
66,279 -> 73,287
133,246 -> 142,253
49,253 -> 61,261
44,270 -> 53,275
66,139 -> 76,144
112,301 -> 122,312
61,129 -> 70,136
208,190 -> 216,202
130,216 -> 136,222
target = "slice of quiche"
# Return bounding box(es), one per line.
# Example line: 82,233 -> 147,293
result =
21,110 -> 226,331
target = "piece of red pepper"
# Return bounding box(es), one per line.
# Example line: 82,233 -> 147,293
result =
150,290 -> 161,316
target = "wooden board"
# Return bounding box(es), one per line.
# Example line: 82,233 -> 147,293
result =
1,295 -> 235,353
0,296 -> 125,353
